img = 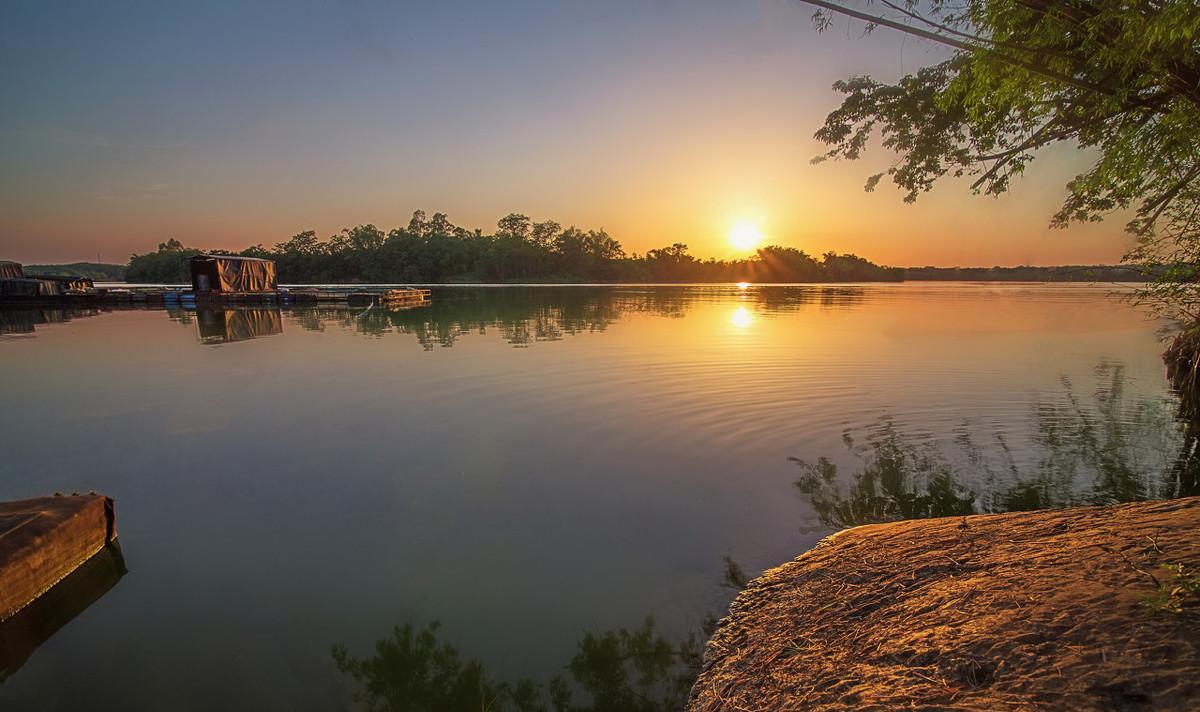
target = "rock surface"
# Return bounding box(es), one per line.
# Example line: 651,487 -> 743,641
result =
689,497 -> 1200,711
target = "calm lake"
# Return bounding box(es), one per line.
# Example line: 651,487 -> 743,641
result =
0,283 -> 1193,710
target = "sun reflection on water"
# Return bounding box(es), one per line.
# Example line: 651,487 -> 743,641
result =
730,306 -> 754,328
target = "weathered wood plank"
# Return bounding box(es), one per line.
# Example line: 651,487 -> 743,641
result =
0,495 -> 117,622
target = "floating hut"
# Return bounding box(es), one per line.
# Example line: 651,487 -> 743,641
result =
0,261 -> 22,280
31,274 -> 94,292
189,255 -> 277,301
0,495 -> 117,623
0,262 -> 92,300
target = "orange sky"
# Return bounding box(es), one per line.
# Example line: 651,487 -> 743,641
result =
0,1 -> 1133,266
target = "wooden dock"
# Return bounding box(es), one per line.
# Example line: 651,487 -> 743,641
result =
347,288 -> 432,307
0,495 -> 118,622
0,286 -> 432,309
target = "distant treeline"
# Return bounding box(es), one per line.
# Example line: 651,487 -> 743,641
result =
904,265 -> 1148,282
25,262 -> 126,281
125,211 -> 903,284
122,211 -> 1144,285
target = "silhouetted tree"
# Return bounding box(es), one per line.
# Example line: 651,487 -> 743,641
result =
125,239 -> 200,283
803,0 -> 1200,316
126,212 -> 907,284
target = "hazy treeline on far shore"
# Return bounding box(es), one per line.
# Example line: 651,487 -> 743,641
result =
124,211 -> 904,284
24,262 -> 127,281
905,265 -> 1144,282
33,211 -> 1146,285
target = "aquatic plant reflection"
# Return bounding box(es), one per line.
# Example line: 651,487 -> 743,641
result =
792,362 -> 1197,529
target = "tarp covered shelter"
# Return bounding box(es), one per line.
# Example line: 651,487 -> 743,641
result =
0,279 -> 66,297
0,262 -> 91,297
189,255 -> 277,293
27,274 -> 94,292
0,261 -> 37,296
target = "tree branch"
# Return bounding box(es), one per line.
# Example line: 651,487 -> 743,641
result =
797,0 -> 1117,97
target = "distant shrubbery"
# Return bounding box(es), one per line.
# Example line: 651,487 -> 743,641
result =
904,265 -> 1149,282
124,239 -> 201,283
25,262 -> 126,281
125,211 -> 903,284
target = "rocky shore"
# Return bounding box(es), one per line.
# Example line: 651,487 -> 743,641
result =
689,498 -> 1200,711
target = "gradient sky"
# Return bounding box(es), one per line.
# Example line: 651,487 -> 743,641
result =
1,0 -> 1131,265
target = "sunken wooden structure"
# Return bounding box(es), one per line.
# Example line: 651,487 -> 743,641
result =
0,495 -> 118,622
0,542 -> 125,681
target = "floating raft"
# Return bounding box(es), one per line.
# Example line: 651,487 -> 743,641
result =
190,290 -> 281,307
347,288 -> 432,307
0,495 -> 117,622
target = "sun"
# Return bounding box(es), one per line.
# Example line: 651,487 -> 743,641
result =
729,221 -> 763,252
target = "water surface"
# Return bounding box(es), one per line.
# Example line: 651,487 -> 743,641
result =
0,284 -> 1191,709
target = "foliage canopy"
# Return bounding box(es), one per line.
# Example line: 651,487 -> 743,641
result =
804,0 -> 1200,315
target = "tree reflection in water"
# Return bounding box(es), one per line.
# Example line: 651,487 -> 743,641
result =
333,364 -> 1200,709
794,362 -> 1199,529
332,560 -> 752,712
333,618 -> 706,712
290,285 -> 864,349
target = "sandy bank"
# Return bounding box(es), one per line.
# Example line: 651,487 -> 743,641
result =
689,497 -> 1200,711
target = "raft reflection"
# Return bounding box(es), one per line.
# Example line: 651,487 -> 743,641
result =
196,308 -> 283,344
0,543 -> 127,681
0,308 -> 101,337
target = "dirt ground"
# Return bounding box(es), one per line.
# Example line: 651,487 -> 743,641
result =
689,497 -> 1200,711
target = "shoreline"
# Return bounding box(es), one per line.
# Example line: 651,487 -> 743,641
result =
689,498 -> 1200,711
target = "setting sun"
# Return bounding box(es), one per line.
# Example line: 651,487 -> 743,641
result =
729,222 -> 763,252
